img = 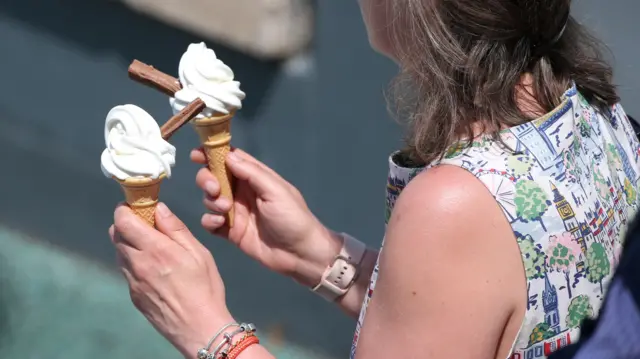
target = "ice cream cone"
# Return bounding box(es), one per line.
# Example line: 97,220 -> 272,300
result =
192,111 -> 235,227
115,174 -> 166,227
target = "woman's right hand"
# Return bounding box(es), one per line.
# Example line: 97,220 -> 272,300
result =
191,148 -> 342,287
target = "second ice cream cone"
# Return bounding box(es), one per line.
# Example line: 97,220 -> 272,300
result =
116,174 -> 166,227
192,112 -> 235,227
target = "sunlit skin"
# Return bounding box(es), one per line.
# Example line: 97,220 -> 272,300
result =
107,1 -> 556,359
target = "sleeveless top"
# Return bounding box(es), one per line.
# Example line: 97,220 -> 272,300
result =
350,84 -> 640,359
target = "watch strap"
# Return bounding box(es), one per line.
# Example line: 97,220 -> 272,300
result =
312,233 -> 366,302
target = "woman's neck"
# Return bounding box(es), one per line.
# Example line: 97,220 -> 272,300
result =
515,73 -> 547,119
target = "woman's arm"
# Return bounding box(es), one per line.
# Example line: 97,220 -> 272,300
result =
110,165 -> 525,359
205,165 -> 526,359
354,165 -> 526,359
292,228 -> 380,318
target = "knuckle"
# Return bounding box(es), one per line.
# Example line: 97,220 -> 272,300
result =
192,248 -> 211,267
171,219 -> 189,234
195,168 -> 209,185
114,215 -> 134,235
132,260 -> 153,279
288,185 -> 303,199
129,289 -> 144,309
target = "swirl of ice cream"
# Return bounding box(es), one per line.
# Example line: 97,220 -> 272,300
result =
100,104 -> 176,180
170,42 -> 246,117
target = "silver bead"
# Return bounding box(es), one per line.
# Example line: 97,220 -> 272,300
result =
197,348 -> 209,359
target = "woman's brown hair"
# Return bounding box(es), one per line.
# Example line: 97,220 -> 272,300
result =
390,0 -> 619,166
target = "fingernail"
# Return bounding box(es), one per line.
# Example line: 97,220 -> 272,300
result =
216,198 -> 231,210
156,202 -> 171,218
205,181 -> 218,195
204,214 -> 224,225
228,152 -> 241,163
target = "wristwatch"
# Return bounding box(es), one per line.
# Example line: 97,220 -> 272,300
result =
312,233 -> 367,302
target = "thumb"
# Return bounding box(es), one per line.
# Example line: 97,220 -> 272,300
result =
114,203 -> 158,250
226,152 -> 284,199
155,202 -> 199,251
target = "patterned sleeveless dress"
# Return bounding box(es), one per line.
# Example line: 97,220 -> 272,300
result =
350,84 -> 640,359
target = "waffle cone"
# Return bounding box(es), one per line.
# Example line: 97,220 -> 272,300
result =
192,112 -> 235,227
115,174 -> 166,227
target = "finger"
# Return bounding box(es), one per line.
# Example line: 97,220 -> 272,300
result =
190,147 -> 207,164
116,258 -> 139,302
115,251 -> 127,268
112,233 -> 139,279
114,204 -> 158,250
114,243 -> 135,271
109,225 -> 116,244
201,213 -> 226,232
196,168 -> 221,197
111,225 -> 140,252
231,148 -> 285,181
202,214 -> 232,241
226,152 -> 285,199
203,194 -> 232,214
155,202 -> 200,251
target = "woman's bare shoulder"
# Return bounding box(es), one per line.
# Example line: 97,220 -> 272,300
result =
356,165 -> 527,358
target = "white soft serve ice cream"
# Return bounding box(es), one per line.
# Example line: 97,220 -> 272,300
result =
101,104 -> 176,180
170,42 -> 246,117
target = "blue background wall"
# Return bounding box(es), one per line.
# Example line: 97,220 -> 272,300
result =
0,1 -> 638,358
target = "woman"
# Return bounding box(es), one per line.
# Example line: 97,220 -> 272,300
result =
110,0 -> 640,358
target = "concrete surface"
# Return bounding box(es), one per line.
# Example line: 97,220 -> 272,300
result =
119,0 -> 313,59
0,227 -> 333,359
0,1 -> 639,359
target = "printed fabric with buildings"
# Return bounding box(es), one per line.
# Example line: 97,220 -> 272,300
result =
350,84 -> 640,359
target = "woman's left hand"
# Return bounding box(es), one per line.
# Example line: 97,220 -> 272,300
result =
110,202 -> 234,358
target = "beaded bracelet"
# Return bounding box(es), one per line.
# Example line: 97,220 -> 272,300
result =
220,332 -> 253,357
210,327 -> 246,358
198,323 -> 239,359
197,323 -> 257,359
226,335 -> 260,359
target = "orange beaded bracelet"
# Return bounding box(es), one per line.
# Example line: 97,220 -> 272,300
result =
224,333 -> 252,354
225,335 -> 260,359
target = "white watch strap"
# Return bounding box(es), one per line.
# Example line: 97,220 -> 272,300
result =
312,233 -> 367,302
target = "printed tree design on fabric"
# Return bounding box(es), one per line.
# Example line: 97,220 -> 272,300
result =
444,138 -> 491,159
384,206 -> 391,223
444,142 -> 467,159
592,161 -> 612,202
565,295 -> 594,328
606,143 -> 623,172
572,133 -> 583,155
562,150 -> 586,195
624,177 -> 637,205
562,150 -> 579,182
517,233 -> 547,308
546,232 -> 581,299
507,154 -> 534,179
515,180 -> 551,231
529,322 -> 556,345
578,115 -> 592,138
586,242 -> 610,293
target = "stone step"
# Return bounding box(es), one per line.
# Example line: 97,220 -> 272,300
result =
119,0 -> 313,60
